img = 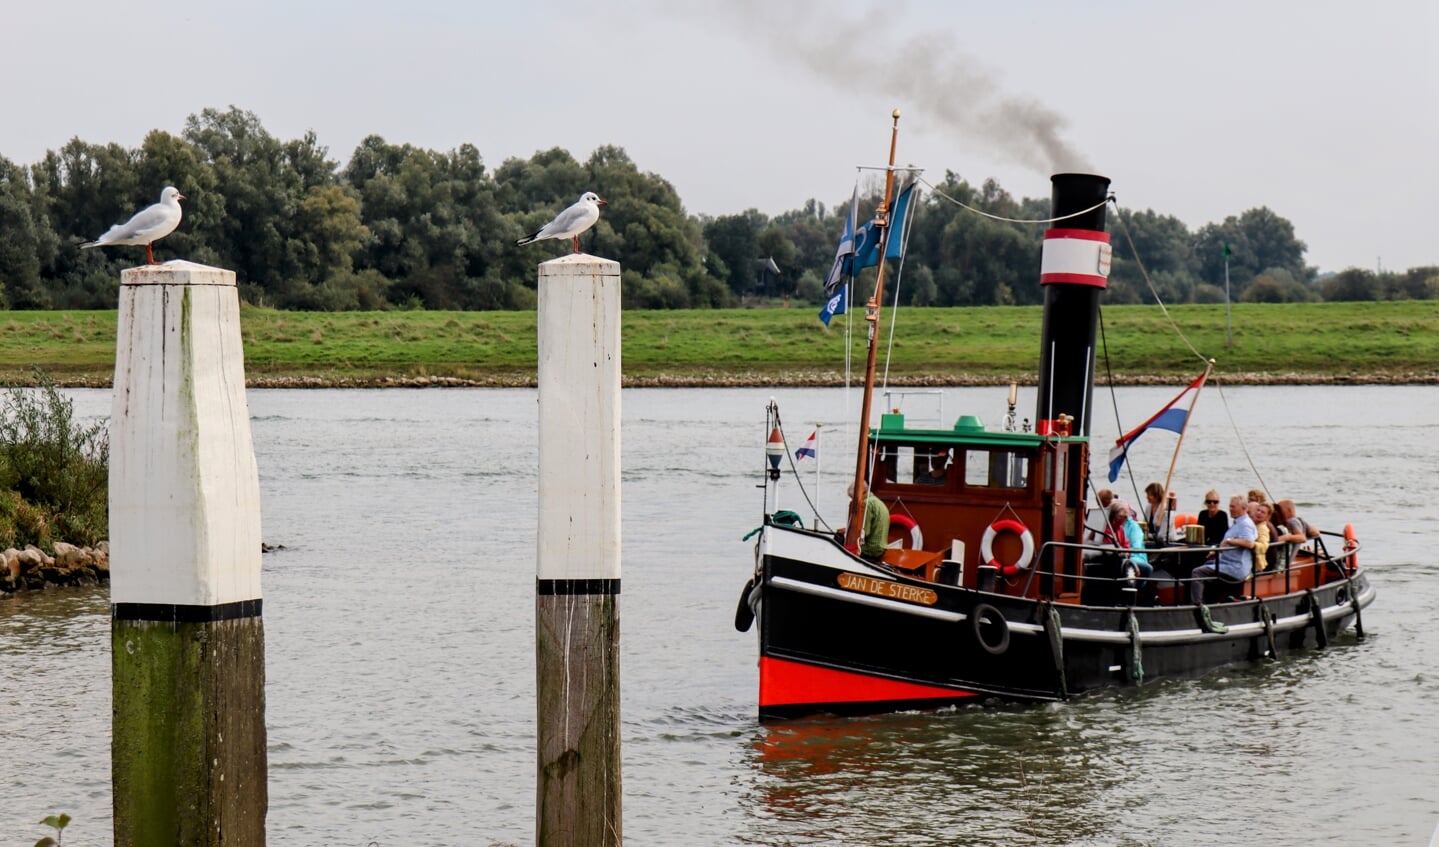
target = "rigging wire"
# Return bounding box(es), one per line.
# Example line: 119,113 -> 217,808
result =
1095,308 -> 1145,509
1102,199 -> 1278,503
1109,202 -> 1208,365
880,179 -> 922,392
824,174 -> 1286,528
919,177 -> 1111,225
772,410 -> 834,533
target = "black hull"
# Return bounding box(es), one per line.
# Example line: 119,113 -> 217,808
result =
754,530 -> 1373,721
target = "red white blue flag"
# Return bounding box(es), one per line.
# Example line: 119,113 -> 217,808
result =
796,431 -> 818,461
1107,372 -> 1206,482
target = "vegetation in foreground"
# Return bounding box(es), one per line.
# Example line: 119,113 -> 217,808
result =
0,374 -> 108,550
0,301 -> 1435,387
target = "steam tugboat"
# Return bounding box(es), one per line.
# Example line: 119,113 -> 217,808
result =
735,115 -> 1375,721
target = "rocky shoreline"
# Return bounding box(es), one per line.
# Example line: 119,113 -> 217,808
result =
0,542 -> 109,597
33,370 -> 1439,389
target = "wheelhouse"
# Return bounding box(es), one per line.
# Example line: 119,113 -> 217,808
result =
867,410 -> 1090,599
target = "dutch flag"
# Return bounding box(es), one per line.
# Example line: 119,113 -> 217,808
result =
796,431 -> 818,461
1107,372 -> 1207,482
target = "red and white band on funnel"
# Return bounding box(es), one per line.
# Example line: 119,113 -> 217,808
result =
1040,228 -> 1112,287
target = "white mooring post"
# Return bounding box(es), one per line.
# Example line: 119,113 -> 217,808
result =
110,261 -> 266,847
535,253 -> 622,846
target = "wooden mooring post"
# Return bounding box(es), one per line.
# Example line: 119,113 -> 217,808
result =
110,262 -> 267,846
535,254 -> 623,846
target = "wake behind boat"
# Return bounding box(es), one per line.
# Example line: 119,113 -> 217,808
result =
734,115 -> 1375,721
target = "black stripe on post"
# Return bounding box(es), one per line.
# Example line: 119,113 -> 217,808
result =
112,599 -> 263,622
536,578 -> 621,596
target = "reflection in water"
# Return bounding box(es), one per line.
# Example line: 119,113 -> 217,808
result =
742,703 -> 1151,845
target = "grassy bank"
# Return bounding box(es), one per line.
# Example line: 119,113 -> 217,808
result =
2,301 -> 1437,387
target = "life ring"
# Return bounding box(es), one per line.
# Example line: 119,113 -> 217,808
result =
972,602 -> 1010,655
1342,523 -> 1358,571
980,519 -> 1035,576
887,514 -> 923,550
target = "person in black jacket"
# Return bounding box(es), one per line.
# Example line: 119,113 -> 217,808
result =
1195,488 -> 1229,546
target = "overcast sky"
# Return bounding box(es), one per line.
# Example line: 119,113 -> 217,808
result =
5,0 -> 1435,273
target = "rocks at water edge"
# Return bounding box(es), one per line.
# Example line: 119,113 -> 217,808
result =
0,542 -> 109,596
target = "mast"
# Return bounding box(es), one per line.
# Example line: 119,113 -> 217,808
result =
844,109 -> 902,550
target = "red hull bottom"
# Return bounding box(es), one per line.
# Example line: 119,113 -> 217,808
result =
759,656 -> 979,718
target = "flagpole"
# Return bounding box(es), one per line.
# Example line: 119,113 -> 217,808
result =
813,423 -> 823,529
844,109 -> 902,551
1223,243 -> 1233,349
1158,359 -> 1214,540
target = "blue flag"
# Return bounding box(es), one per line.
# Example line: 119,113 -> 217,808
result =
819,284 -> 848,325
886,181 -> 917,260
824,189 -> 858,295
851,220 -> 882,271
853,182 -> 917,270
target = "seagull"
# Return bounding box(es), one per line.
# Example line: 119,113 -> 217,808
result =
80,186 -> 185,265
516,191 -> 606,254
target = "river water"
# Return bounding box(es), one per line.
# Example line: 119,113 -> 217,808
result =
1,385 -> 1435,845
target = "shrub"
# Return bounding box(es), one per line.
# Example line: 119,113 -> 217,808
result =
0,373 -> 108,549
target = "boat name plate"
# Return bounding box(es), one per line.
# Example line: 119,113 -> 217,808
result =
836,573 -> 938,606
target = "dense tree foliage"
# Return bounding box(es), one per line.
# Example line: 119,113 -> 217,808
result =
0,107 -> 1427,311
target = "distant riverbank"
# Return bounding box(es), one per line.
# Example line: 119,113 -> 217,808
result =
4,301 -> 1437,387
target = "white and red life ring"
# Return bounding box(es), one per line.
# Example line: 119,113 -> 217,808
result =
887,514 -> 923,550
980,519 -> 1035,576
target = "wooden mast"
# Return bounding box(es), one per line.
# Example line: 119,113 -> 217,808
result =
844,109 -> 903,550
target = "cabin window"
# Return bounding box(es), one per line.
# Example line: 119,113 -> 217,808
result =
964,449 -> 1029,489
873,444 -> 950,487
893,446 -> 914,485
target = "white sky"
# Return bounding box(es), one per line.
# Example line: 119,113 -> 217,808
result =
4,0 -> 1435,273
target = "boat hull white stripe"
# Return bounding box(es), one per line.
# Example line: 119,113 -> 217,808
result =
767,571 -> 1375,647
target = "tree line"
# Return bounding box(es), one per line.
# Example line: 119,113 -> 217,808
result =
0,107 -> 1432,311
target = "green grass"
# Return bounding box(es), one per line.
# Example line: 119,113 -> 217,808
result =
2,301 -> 1437,386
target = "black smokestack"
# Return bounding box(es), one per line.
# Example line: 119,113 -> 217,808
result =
1035,173 -> 1111,437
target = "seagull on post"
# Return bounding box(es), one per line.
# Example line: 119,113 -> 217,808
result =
516,191 -> 606,254
81,186 -> 185,265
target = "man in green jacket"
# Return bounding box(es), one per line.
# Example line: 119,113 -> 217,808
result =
848,480 -> 890,562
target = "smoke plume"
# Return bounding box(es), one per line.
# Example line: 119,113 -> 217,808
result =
681,0 -> 1093,175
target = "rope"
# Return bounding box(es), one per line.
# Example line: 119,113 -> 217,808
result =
1211,375 -> 1272,498
1102,203 -> 1282,506
919,177 -> 1112,225
880,182 -> 921,390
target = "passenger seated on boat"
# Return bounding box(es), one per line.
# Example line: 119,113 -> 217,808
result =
1085,488 -> 1115,543
1107,500 -> 1153,581
1195,488 -> 1229,546
1267,499 -> 1312,569
913,448 -> 949,485
847,480 -> 890,563
1189,495 -> 1256,605
1250,501 -> 1274,572
1276,499 -> 1320,543
1143,482 -> 1173,546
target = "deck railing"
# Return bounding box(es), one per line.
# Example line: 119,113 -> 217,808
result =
1027,530 -> 1359,607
